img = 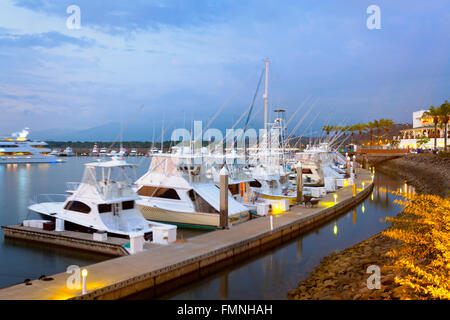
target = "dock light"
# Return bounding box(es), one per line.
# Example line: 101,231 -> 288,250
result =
343,179 -> 349,187
362,182 -> 365,189
404,182 -> 407,194
334,193 -> 338,204
81,269 -> 88,294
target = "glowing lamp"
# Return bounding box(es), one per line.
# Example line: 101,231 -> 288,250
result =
333,193 -> 338,204
81,269 -> 88,294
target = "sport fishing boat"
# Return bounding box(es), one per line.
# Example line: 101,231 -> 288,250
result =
28,156 -> 172,238
61,146 -> 75,157
129,148 -> 138,157
0,128 -> 58,164
134,147 -> 250,229
99,147 -> 108,156
90,144 -> 99,156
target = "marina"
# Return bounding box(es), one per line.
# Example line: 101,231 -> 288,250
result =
0,167 -> 373,299
1,0 -> 448,304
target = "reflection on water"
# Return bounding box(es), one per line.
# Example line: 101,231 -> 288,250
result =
0,157 -> 208,289
150,171 -> 413,300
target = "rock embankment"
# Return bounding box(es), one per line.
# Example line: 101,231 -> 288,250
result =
288,154 -> 449,300
287,234 -> 401,300
376,154 -> 450,198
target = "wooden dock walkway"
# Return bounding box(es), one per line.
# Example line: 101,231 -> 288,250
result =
0,168 -> 374,300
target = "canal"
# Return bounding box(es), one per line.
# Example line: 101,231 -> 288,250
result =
0,158 -> 410,298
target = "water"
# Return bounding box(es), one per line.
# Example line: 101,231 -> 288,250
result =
1,159 -> 410,297
150,171 -> 410,300
0,157 -> 206,289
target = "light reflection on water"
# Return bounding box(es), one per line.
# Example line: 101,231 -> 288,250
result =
148,171 -> 412,300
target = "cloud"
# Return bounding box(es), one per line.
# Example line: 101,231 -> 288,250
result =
0,31 -> 95,48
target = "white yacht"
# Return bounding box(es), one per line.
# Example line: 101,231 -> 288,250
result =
0,128 -> 57,164
134,148 -> 250,229
129,148 -> 138,157
90,144 -> 99,157
61,146 -> 75,157
99,147 -> 108,157
29,157 -> 172,239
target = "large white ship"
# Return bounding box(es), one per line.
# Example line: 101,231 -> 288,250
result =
0,128 -> 57,164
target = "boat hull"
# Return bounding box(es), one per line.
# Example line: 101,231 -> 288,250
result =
138,205 -> 249,229
258,193 -> 297,205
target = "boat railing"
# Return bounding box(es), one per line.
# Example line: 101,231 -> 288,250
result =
66,182 -> 80,192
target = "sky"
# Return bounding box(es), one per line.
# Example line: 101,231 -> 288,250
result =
0,0 -> 449,140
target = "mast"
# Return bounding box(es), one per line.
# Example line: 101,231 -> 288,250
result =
264,59 -> 269,134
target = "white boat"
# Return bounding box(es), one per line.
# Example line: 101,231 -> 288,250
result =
129,148 -> 138,157
0,128 -> 58,164
61,146 -> 75,157
49,149 -> 60,156
99,147 -> 108,156
28,157 -> 173,239
134,149 -> 250,229
90,144 -> 99,156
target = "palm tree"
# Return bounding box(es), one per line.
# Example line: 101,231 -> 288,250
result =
353,123 -> 367,144
438,101 -> 450,151
366,121 -> 377,148
321,125 -> 334,136
422,106 -> 441,151
380,119 -> 395,133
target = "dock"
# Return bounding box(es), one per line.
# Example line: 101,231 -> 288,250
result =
2,226 -> 130,257
0,168 -> 374,300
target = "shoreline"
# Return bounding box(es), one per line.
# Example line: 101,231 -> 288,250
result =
287,154 -> 449,300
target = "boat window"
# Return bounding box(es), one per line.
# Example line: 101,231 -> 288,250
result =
137,186 -> 181,200
0,145 -> 19,148
188,189 -> 196,202
249,180 -> 262,188
302,168 -> 313,174
228,184 -> 239,195
122,200 -> 135,210
64,201 -> 91,214
98,203 -> 112,213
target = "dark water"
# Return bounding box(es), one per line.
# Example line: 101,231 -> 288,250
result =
0,157 -> 206,289
150,171 -> 411,300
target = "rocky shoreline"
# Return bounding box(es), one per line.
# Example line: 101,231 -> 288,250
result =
287,154 -> 449,300
376,154 -> 450,198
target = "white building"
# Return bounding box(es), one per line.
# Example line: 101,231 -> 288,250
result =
397,110 -> 449,150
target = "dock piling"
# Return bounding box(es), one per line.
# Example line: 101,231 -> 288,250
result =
219,166 -> 229,229
296,162 -> 303,204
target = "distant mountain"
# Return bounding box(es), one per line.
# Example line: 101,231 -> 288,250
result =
31,122 -> 155,142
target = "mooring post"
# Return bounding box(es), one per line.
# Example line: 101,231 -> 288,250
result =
352,155 -> 356,174
295,161 -> 303,204
353,183 -> 356,197
346,155 -> 351,178
219,166 -> 229,229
